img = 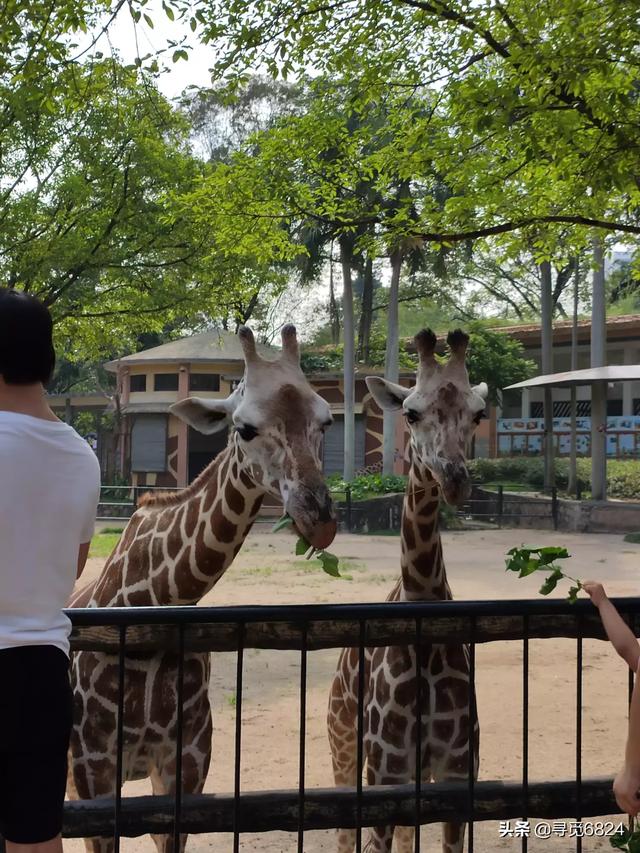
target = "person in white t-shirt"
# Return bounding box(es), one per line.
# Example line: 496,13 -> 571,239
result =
0,289 -> 101,853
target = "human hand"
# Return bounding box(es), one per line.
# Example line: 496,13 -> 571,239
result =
582,581 -> 607,607
614,765 -> 640,816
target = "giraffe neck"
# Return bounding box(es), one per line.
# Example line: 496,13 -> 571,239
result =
398,457 -> 451,601
90,438 -> 266,607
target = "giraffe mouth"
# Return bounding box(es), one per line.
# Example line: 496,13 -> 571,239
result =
291,518 -> 338,551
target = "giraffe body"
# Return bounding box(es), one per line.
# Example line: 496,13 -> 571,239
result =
68,325 -> 336,853
328,329 -> 487,853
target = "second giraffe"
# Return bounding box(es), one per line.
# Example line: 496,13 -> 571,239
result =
328,328 -> 489,853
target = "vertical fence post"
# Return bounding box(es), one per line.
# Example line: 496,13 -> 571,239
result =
551,487 -> 559,530
497,485 -> 504,528
0,835 -> 5,853
346,485 -> 352,533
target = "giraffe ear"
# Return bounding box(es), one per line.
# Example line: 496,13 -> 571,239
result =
473,382 -> 489,400
365,377 -> 411,412
170,397 -> 233,434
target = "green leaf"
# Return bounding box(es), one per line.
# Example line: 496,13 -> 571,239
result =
317,550 -> 341,577
567,585 -> 581,604
143,13 -> 154,28
272,514 -> 293,533
539,568 -> 563,595
295,537 -> 310,556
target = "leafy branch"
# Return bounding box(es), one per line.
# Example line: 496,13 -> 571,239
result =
505,546 -> 583,602
272,514 -> 342,578
610,817 -> 640,851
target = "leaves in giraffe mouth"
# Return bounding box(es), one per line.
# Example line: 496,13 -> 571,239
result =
272,513 -> 342,578
505,545 -> 582,602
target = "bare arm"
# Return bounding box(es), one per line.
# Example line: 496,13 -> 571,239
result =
614,673 -> 640,815
583,582 -> 640,671
77,542 -> 90,580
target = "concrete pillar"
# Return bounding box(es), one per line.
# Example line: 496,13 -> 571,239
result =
540,261 -> 554,492
623,345 -> 636,416
591,237 -> 607,501
176,363 -> 190,487
521,389 -> 530,419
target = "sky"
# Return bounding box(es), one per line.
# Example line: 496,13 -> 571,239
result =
86,2 -> 215,100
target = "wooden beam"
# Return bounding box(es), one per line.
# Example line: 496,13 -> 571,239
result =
69,610 -> 640,654
62,778 -> 618,838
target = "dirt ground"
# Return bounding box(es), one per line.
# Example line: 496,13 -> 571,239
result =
67,526 -> 640,853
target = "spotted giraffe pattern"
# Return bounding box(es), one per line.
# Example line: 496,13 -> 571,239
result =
68,324 -> 336,853
68,438 -> 264,853
328,329 -> 488,853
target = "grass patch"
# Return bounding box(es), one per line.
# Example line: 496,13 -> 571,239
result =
624,532 -> 640,544
89,532 -> 122,558
482,481 -> 538,493
99,526 -> 125,535
356,529 -> 401,536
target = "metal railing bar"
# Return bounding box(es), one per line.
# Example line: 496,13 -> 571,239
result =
414,617 -> 423,853
297,624 -> 308,853
522,614 -> 529,853
66,597 -> 640,626
173,624 -> 185,852
233,624 -> 245,852
468,615 -> 476,853
114,624 -> 126,853
576,624 -> 583,853
356,621 -> 366,853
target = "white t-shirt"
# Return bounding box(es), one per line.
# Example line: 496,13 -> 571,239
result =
0,411 -> 101,654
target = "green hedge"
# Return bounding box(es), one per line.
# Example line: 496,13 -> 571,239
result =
327,473 -> 407,500
469,457 -> 640,500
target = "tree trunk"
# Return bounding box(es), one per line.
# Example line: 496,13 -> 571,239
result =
383,249 -> 403,475
357,256 -> 374,364
340,239 -> 356,482
328,241 -> 340,346
568,256 -> 579,497
540,261 -> 554,493
591,236 -> 607,501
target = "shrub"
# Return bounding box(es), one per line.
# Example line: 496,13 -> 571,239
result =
469,457 -> 640,500
327,472 -> 407,500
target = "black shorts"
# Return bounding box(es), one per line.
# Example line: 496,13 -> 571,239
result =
0,645 -> 72,843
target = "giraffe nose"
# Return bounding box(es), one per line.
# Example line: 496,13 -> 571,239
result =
287,486 -> 337,550
441,462 -> 471,508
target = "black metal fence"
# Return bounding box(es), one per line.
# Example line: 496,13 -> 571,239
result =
53,597 -> 636,850
98,484 -> 559,533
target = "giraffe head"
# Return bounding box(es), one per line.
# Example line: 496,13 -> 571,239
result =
366,329 -> 488,507
170,325 -> 337,549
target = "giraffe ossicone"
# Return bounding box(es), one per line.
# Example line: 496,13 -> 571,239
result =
68,323 -> 337,853
328,328 -> 488,853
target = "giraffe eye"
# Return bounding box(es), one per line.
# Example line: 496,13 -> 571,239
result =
405,409 -> 420,424
473,410 -> 487,424
236,424 -> 258,441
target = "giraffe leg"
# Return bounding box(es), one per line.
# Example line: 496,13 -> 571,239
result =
392,825 -> 415,852
67,747 -> 117,853
431,730 -> 479,853
328,665 -> 358,853
149,736 -> 211,853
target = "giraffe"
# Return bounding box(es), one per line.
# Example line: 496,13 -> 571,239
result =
327,328 -> 488,853
68,324 -> 336,853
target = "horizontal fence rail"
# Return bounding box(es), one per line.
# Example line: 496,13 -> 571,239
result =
61,779 -> 617,837
46,598 -> 636,848
67,597 -> 640,652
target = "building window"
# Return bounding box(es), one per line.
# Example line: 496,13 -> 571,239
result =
154,373 -> 179,392
129,375 -> 146,392
607,399 -> 623,417
189,373 -> 220,392
131,414 -> 167,472
634,399 -> 640,416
